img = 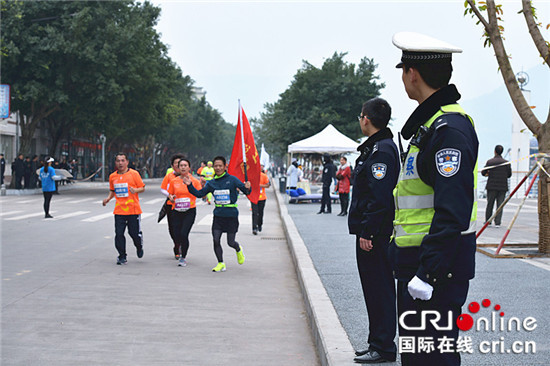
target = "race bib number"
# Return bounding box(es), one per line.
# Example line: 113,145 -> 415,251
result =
175,197 -> 191,212
114,183 -> 129,198
213,189 -> 231,205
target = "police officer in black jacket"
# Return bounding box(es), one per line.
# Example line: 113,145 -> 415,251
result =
390,32 -> 479,366
348,98 -> 399,364
317,153 -> 336,214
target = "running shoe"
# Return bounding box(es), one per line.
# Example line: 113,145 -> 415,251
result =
178,258 -> 187,267
116,257 -> 127,265
175,254 -> 180,260
236,246 -> 245,265
212,262 -> 226,272
137,245 -> 144,258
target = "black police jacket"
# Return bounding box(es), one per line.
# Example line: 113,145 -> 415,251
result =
389,85 -> 479,286
348,128 -> 399,241
321,161 -> 336,187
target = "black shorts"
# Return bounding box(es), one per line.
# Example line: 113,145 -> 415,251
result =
212,216 -> 239,234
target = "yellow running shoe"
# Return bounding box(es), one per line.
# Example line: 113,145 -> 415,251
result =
236,246 -> 245,265
212,262 -> 226,272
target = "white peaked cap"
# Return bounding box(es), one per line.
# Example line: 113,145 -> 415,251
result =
392,32 -> 462,53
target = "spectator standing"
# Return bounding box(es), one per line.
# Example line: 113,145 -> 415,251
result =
335,156 -> 351,216
481,145 -> 511,228
317,153 -> 336,214
286,158 -> 300,190
23,156 -> 32,189
29,155 -> 39,188
13,154 -> 25,189
0,153 -> 5,185
39,157 -> 59,218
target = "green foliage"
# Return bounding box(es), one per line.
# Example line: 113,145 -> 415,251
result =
253,52 -> 384,158
1,0 -> 232,168
157,96 -> 235,163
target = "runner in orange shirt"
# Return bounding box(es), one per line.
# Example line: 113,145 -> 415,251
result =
252,164 -> 271,235
102,153 -> 145,265
168,158 -> 202,267
160,154 -> 184,259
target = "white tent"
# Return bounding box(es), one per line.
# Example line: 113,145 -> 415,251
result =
287,124 -> 359,154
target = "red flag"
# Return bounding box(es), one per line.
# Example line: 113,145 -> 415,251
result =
228,104 -> 261,204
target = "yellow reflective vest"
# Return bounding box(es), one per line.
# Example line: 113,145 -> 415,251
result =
393,104 -> 478,248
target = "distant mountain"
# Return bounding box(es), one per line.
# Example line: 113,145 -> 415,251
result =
461,64 -> 548,163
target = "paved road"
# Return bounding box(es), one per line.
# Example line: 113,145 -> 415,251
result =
286,191 -> 549,365
1,181 -> 319,365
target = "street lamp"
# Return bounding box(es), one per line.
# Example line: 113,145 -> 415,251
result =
99,134 -> 106,182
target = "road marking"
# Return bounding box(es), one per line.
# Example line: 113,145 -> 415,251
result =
0,210 -> 23,217
519,258 -> 550,272
52,211 -> 90,220
15,199 -> 38,204
66,197 -> 95,204
82,212 -> 113,222
141,212 -> 154,219
197,214 -> 213,226
5,211 -> 57,220
144,198 -> 165,205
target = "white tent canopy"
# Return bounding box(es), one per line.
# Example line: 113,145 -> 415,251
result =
287,124 -> 359,154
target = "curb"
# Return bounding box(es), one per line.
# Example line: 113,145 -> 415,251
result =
272,179 -> 355,366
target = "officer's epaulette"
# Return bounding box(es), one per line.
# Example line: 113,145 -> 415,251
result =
371,143 -> 379,155
433,112 -> 467,131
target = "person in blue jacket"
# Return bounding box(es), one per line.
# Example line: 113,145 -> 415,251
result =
348,97 -> 400,364
39,157 -> 60,218
183,156 -> 251,272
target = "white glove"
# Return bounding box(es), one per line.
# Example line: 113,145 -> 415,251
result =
408,275 -> 433,301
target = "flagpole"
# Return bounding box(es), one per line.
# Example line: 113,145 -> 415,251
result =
239,99 -> 248,182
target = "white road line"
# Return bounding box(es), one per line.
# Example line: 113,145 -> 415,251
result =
197,214 -> 213,226
15,199 -> 38,204
519,258 -> 550,272
66,197 -> 95,204
0,210 -> 23,217
82,212 -> 113,222
52,211 -> 90,220
5,211 -> 57,220
144,198 -> 166,205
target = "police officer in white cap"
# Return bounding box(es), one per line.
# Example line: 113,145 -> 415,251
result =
389,32 -> 479,366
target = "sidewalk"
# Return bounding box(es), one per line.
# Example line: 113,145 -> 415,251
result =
274,177 -> 550,365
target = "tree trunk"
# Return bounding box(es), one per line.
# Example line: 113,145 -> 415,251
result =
537,124 -> 550,253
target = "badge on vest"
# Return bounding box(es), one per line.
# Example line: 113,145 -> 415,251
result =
436,148 -> 461,177
371,163 -> 387,180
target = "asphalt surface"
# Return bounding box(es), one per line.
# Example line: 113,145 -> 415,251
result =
1,180 -> 319,365
2,178 -> 548,366
284,182 -> 550,365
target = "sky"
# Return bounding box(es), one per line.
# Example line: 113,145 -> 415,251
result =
150,0 -> 550,160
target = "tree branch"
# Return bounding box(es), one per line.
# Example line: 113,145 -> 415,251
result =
466,0 -> 490,30
477,0 -> 543,136
521,0 -> 550,68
